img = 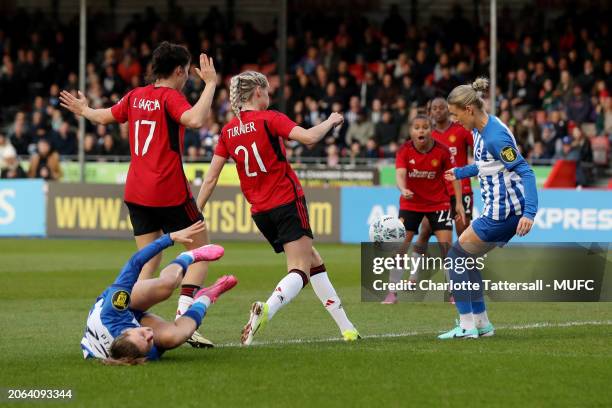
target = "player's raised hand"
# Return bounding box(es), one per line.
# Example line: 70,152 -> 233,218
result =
516,216 -> 534,237
327,112 -> 344,127
170,220 -> 207,243
401,188 -> 414,200
59,90 -> 89,117
194,53 -> 216,85
444,169 -> 457,181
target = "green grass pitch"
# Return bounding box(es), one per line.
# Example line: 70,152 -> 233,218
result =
0,239 -> 610,407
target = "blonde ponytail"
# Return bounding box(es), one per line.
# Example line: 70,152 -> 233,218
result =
228,71 -> 269,125
447,77 -> 489,110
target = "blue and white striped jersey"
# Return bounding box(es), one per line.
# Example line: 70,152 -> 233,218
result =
80,235 -> 174,360
455,115 -> 538,221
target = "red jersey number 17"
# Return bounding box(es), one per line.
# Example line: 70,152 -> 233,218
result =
235,142 -> 268,177
134,120 -> 157,156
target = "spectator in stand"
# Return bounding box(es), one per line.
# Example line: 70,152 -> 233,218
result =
52,122 -> 78,156
100,134 -> 120,156
348,141 -> 365,165
28,138 -> 62,180
1,149 -> 27,179
375,110 -> 400,146
346,110 -> 374,146
9,119 -> 31,156
83,133 -> 100,156
377,74 -> 399,107
364,137 -> 381,159
0,133 -> 16,170
566,85 -> 593,123
555,70 -> 574,105
369,99 -> 383,124
509,69 -> 537,113
117,52 -> 142,85
571,126 -> 593,186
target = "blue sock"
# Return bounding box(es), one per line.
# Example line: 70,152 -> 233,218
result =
447,242 -> 472,315
469,268 -> 486,314
182,302 -> 207,328
169,254 -> 194,275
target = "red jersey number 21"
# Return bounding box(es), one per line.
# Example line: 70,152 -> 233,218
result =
134,120 -> 156,156
235,142 -> 268,177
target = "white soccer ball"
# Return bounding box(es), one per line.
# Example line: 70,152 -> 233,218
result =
369,215 -> 406,243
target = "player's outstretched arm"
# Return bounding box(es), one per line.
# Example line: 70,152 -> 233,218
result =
445,164 -> 478,181
180,53 -> 216,129
59,90 -> 115,125
113,222 -> 206,288
289,112 -> 344,145
197,154 -> 227,211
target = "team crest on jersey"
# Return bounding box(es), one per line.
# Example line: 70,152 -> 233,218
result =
501,146 -> 518,163
448,134 -> 456,143
111,290 -> 130,311
431,159 -> 439,167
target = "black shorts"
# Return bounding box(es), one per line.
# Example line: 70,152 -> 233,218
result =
126,198 -> 203,236
450,193 -> 474,219
252,196 -> 314,253
399,209 -> 453,233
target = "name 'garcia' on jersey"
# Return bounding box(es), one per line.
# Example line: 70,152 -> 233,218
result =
131,97 -> 161,112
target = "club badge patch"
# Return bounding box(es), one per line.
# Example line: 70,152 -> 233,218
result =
501,146 -> 518,163
111,290 -> 130,311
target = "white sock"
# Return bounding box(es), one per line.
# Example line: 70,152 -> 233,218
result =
265,271 -> 306,320
410,251 -> 422,278
459,313 -> 476,330
310,271 -> 355,333
389,268 -> 405,285
176,295 -> 194,320
194,295 -> 211,309
474,311 -> 490,328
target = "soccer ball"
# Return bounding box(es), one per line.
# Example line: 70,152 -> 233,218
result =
369,215 -> 406,243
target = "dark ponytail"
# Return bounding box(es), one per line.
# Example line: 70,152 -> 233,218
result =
151,41 -> 191,80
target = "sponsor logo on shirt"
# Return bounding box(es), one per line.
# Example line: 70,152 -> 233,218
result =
408,169 -> 436,179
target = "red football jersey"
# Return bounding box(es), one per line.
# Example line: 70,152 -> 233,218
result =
215,110 -> 303,213
395,140 -> 455,212
111,85 -> 192,207
432,122 -> 473,194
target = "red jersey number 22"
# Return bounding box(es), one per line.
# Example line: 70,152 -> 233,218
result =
235,142 -> 268,177
134,120 -> 157,156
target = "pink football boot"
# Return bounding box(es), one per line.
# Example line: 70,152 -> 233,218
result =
195,275 -> 238,303
181,244 -> 225,263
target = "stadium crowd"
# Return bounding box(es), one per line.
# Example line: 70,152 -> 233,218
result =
0,4 -> 610,183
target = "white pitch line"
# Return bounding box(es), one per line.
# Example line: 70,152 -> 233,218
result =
215,320 -> 612,348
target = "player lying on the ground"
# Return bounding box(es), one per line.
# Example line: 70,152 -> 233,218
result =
441,78 -> 538,339
381,114 -> 465,304
407,97 -> 475,285
81,221 -> 237,364
196,70 -> 360,345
